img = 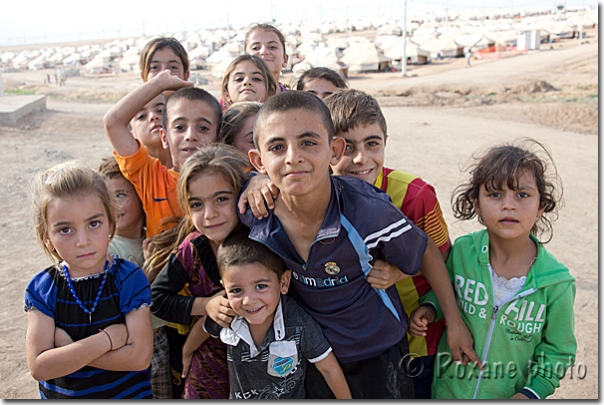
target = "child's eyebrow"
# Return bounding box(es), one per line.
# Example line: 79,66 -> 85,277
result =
52,213 -> 104,227
251,40 -> 279,46
170,116 -> 214,126
189,190 -> 234,201
345,135 -> 384,143
151,58 -> 181,65
264,131 -> 321,147
233,70 -> 263,76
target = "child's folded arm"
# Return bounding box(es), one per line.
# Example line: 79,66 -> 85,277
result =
88,306 -> 154,371
26,309 -> 113,381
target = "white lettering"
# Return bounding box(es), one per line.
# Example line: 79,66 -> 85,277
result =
474,282 -> 488,305
525,302 -> 536,321
535,304 -> 546,322
464,279 -> 476,302
455,275 -> 464,298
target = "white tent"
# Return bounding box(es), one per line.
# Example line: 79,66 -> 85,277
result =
419,35 -> 463,58
210,55 -> 235,79
484,30 -> 518,45
341,42 -> 392,73
382,37 -> 431,65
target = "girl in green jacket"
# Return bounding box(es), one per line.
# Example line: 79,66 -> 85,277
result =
410,138 -> 576,399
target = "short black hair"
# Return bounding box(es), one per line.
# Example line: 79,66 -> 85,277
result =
216,226 -> 286,279
253,90 -> 334,148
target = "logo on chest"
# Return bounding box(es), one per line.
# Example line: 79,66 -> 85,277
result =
324,261 -> 340,275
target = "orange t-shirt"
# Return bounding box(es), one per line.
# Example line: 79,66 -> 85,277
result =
114,142 -> 182,237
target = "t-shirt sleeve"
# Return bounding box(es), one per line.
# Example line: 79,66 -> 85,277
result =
369,205 -> 428,277
116,260 -> 152,314
297,305 -> 332,362
24,270 -> 56,319
203,316 -> 222,337
150,252 -> 196,325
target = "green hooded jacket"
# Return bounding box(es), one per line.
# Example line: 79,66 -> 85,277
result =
423,230 -> 576,399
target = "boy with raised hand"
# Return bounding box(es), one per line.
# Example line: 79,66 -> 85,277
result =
103,69 -> 226,398
240,90 -> 478,399
103,69 -> 222,237
204,227 -> 352,399
324,88 -> 451,399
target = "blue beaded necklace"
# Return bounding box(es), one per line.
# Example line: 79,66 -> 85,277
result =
62,260 -> 109,324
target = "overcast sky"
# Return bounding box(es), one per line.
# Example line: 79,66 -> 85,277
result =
0,0 -> 594,47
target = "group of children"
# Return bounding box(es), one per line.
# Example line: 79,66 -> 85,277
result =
24,23 -> 576,400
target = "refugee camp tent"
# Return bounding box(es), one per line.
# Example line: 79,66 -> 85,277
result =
419,35 -> 463,58
381,37 -> 431,64
341,42 -> 392,73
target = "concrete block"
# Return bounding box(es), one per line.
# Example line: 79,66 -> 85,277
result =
0,95 -> 47,126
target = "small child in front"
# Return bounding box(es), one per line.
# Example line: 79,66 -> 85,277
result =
204,227 -> 352,399
97,156 -> 172,399
24,161 -> 153,399
410,139 -> 577,399
241,90 -> 476,399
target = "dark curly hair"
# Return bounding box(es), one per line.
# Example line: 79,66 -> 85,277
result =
451,138 -> 563,243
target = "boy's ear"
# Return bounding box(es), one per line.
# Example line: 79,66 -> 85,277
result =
160,128 -> 169,150
248,149 -> 267,174
330,137 -> 346,166
280,270 -> 292,294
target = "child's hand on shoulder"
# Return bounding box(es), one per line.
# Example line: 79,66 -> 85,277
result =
206,290 -> 236,328
238,174 -> 279,218
103,323 -> 129,351
408,305 -> 435,337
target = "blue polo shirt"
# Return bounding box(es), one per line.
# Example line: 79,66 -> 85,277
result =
239,175 -> 428,363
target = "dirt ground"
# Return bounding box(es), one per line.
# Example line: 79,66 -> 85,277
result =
0,32 -> 598,399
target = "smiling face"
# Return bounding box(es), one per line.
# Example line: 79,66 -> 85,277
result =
147,47 -> 189,81
330,122 -> 386,186
302,78 -> 340,100
250,108 -> 344,198
222,262 -> 290,330
474,170 -> 545,244
226,60 -> 268,105
105,175 -> 144,239
161,99 -> 219,171
44,193 -> 112,277
187,170 -> 240,252
245,29 -> 288,81
130,94 -> 165,151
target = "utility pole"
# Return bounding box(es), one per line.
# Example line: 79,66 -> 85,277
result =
402,0 -> 407,77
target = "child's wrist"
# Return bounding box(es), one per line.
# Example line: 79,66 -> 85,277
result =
99,329 -> 113,351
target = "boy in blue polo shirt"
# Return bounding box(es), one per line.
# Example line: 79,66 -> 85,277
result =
239,91 -> 478,398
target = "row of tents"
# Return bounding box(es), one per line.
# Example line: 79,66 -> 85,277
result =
0,6 -> 596,77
